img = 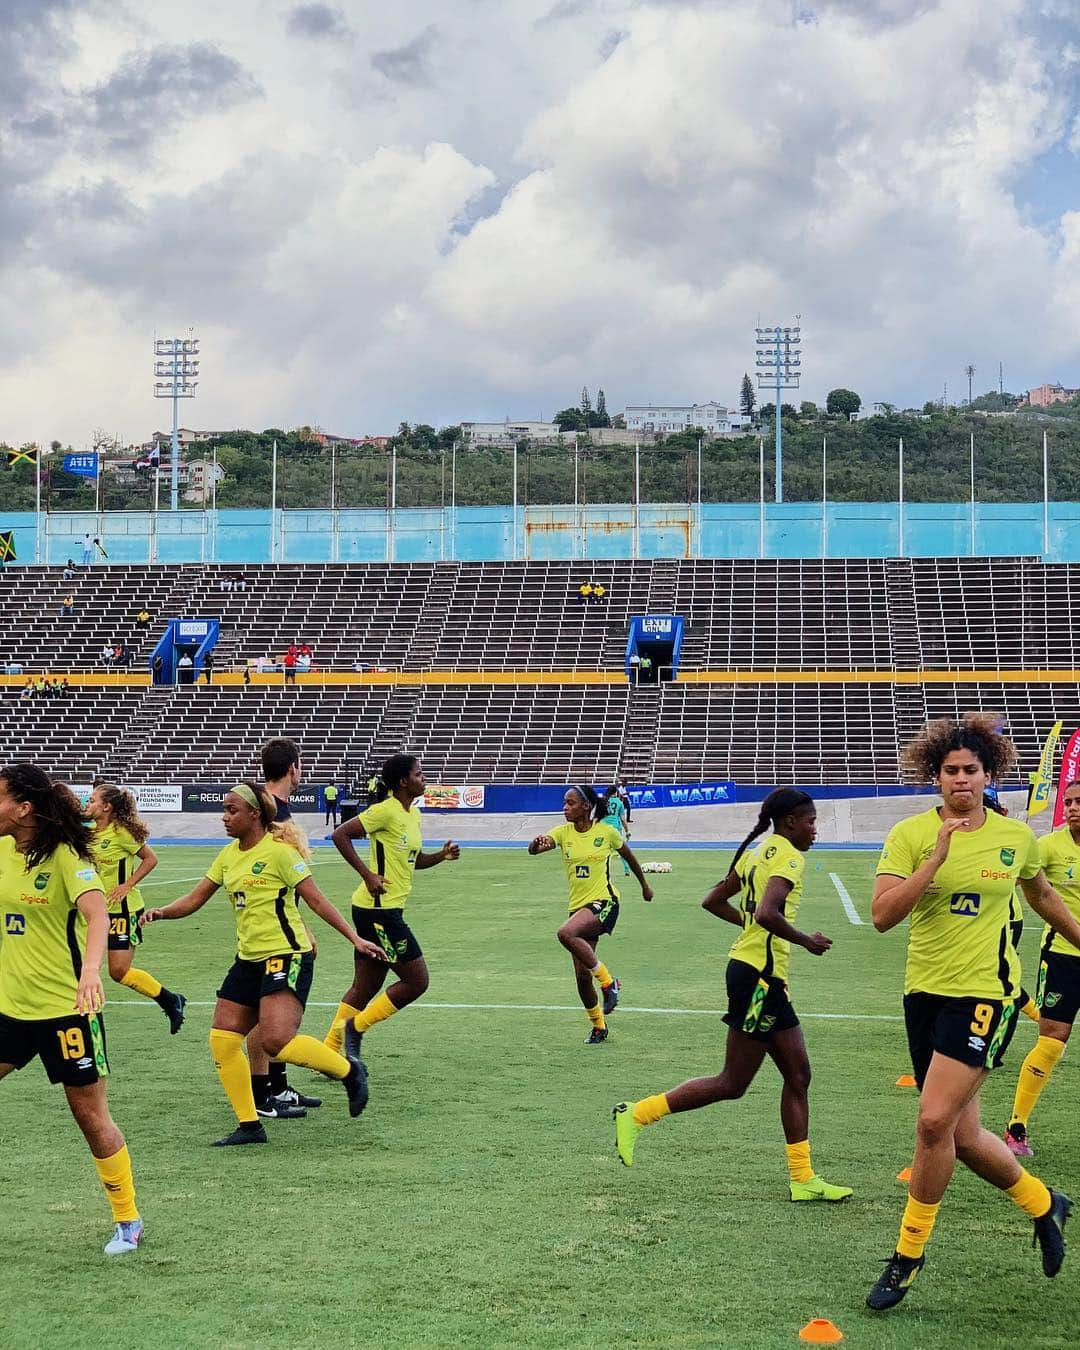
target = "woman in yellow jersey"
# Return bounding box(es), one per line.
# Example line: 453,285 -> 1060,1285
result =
1005,779 -> 1080,1156
612,787 -> 850,1202
142,783 -> 386,1145
323,754 -> 459,1106
866,715 -> 1080,1312
0,764 -> 143,1255
528,784 -> 653,1044
86,783 -> 186,1034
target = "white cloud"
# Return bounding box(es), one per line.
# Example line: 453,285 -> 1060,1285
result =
1,0 -> 1079,445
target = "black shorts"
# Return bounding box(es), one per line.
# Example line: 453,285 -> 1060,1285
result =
0,1010 -> 109,1087
108,901 -> 144,952
217,952 -> 315,1009
352,907 -> 423,964
722,959 -> 799,1041
583,894 -> 620,936
1037,948 -> 1080,1025
903,992 -> 1018,1088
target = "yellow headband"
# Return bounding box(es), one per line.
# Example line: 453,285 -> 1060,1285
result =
231,783 -> 262,812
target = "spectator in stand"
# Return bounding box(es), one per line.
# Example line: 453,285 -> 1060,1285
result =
218,573 -> 233,592
628,651 -> 640,686
59,678 -> 70,697
177,653 -> 194,684
592,583 -> 607,602
135,609 -> 151,628
34,676 -> 48,697
81,533 -> 94,565
112,643 -> 124,668
296,650 -> 312,675
242,666 -> 252,688
60,595 -> 75,619
202,652 -> 213,686
578,582 -> 594,602
324,783 -> 340,827
63,559 -> 78,580
20,679 -> 34,701
101,643 -> 115,668
639,653 -> 654,684
233,572 -> 247,591
152,654 -> 164,684
283,648 -> 298,685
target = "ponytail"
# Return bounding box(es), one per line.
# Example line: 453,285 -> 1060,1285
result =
375,753 -> 420,803
729,787 -> 815,874
1,763 -> 94,868
571,784 -> 604,822
272,818 -> 311,859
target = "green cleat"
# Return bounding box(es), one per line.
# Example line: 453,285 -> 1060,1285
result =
790,1175 -> 853,1203
613,1101 -> 642,1167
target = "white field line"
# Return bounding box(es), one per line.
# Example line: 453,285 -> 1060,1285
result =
104,999 -> 902,1021
139,856 -> 334,888
829,873 -> 863,925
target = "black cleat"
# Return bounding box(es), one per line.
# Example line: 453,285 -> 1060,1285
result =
273,1086 -> 322,1110
212,1122 -> 268,1147
585,1027 -> 609,1045
164,992 -> 186,1035
866,1252 -> 925,1310
256,1099 -> 306,1119
602,978 -> 621,1016
343,1058 -> 369,1117
1034,1189 -> 1073,1277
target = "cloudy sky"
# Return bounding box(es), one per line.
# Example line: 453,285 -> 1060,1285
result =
4,0 -> 1080,445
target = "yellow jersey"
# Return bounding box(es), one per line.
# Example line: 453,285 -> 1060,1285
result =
728,833 -> 805,983
206,833 -> 313,962
0,837 -> 104,1020
877,807 -> 1040,999
91,822 -> 147,913
353,796 -> 423,911
550,822 -> 624,913
1037,827 -> 1080,959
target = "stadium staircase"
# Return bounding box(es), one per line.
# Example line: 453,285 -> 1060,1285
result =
885,558 -> 928,749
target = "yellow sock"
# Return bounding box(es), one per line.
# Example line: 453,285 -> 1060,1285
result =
1019,995 -> 1040,1023
275,1034 -> 349,1081
785,1139 -> 814,1184
209,1028 -> 258,1124
1010,1036 -> 1066,1126
120,968 -> 163,1000
631,1093 -> 671,1127
94,1144 -> 139,1223
324,1001 -> 361,1053
1007,1168 -> 1052,1219
591,961 -> 614,989
586,1003 -> 606,1030
896,1195 -> 941,1259
354,991 -> 399,1035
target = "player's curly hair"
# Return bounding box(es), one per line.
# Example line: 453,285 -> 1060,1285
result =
93,782 -> 149,845
1,763 -> 94,868
901,712 -> 1016,784
729,786 -> 815,873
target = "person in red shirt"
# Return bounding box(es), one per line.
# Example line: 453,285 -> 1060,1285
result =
283,650 -> 298,685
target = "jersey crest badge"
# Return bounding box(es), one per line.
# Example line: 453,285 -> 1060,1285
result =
764,846 -> 777,860
34,872 -> 50,890
252,861 -> 266,874
593,836 -> 604,847
1044,992 -> 1061,1008
1000,848 -> 1015,866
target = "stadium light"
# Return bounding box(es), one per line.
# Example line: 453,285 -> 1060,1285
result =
154,335 -> 199,511
755,320 -> 801,503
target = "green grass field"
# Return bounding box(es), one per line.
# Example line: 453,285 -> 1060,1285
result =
2,844 -> 1077,1350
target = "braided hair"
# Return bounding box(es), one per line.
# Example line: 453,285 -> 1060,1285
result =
729,786 -> 815,874
1,763 -> 94,868
374,754 -> 420,803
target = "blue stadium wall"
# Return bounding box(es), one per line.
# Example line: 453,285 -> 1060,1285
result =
5,502 -> 1080,564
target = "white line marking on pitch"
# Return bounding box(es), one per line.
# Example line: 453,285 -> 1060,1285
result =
829,873 -> 863,925
104,999 -> 901,1021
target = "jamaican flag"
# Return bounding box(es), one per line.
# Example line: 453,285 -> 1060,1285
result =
5,445 -> 37,468
0,532 -> 16,562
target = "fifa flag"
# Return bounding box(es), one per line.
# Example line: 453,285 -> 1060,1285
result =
1028,719 -> 1063,816
1051,726 -> 1080,828
62,452 -> 99,478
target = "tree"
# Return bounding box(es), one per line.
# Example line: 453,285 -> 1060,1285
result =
596,388 -> 607,418
826,388 -> 861,419
740,373 -> 756,418
799,401 -> 818,418
580,386 -> 592,415
554,407 -> 587,432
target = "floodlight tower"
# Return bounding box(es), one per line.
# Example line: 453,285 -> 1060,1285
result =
154,335 -> 199,510
755,320 -> 801,502
965,363 -> 976,407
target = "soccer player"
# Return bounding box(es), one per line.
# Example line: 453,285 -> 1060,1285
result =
528,785 -> 653,1044
865,714 -> 1080,1311
86,783 -> 185,1034
612,787 -> 851,1202
0,764 -> 143,1254
1005,779 -> 1080,1156
322,754 -> 459,1106
602,787 -> 631,877
142,783 -> 385,1145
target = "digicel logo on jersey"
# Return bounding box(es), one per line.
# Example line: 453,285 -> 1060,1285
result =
980,868 -> 1012,880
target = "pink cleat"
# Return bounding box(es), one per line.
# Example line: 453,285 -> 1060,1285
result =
1005,1123 -> 1033,1157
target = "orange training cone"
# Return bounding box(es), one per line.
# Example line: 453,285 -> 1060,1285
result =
896,1166 -> 912,1183
895,1074 -> 917,1088
799,1319 -> 843,1344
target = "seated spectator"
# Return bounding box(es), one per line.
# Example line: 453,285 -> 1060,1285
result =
34,676 -> 48,697
60,595 -> 75,618
62,559 -> 78,580
578,582 -> 594,601
113,642 -> 125,667
58,677 -> 70,697
591,583 -> 607,601
296,651 -> 312,674
232,571 -> 247,591
101,642 -> 115,667
20,679 -> 34,701
219,574 -> 233,592
352,660 -> 367,673
242,665 -> 252,687
298,642 -> 313,660
135,608 -> 151,627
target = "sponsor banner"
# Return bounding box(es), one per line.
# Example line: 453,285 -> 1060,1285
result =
627,781 -> 736,809
181,784 -> 321,812
1052,729 -> 1080,828
1028,719 -> 1063,817
65,783 -> 183,812
422,784 -> 485,810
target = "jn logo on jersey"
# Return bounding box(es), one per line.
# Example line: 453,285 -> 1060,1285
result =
950,892 -> 981,916
4,913 -> 26,935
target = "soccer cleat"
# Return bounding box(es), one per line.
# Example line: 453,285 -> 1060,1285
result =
585,1027 -> 609,1045
790,1175 -> 853,1203
1033,1189 -> 1073,1277
256,1098 -> 306,1119
104,1218 -> 143,1255
602,978 -> 621,1016
343,1057 -> 369,1118
1005,1122 -> 1033,1157
344,1020 -> 364,1067
613,1101 -> 642,1167
866,1252 -> 925,1310
212,1122 -> 268,1147
164,992 -> 186,1035
273,1086 -> 322,1110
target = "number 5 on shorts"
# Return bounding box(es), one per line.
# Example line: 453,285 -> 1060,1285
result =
970,1003 -> 994,1037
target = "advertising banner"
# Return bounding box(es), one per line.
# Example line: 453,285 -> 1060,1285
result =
1052,729 -> 1080,828
421,785 -> 485,810
1027,719 -> 1063,817
627,781 -> 736,809
66,783 -> 182,812
182,784 -> 322,812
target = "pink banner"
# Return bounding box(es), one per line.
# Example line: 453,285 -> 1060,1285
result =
1052,728 -> 1080,827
